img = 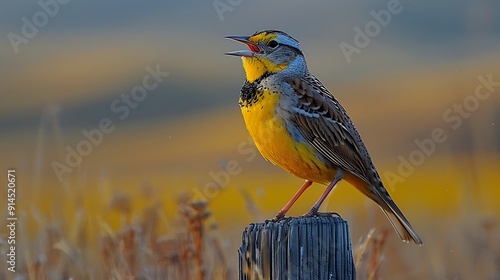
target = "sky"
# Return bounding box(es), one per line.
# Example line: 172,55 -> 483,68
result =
1,0 -> 499,133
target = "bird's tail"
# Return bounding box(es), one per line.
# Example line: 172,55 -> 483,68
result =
371,180 -> 423,245
379,204 -> 423,245
345,173 -> 423,245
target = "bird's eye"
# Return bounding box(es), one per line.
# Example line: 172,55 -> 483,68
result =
268,40 -> 279,48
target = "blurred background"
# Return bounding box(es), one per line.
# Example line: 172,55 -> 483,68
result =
1,0 -> 499,278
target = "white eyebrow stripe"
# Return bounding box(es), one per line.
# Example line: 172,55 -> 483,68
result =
277,34 -> 301,50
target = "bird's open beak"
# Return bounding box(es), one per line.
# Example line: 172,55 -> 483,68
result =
225,35 -> 260,57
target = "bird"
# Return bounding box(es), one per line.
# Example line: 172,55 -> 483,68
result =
225,30 -> 423,245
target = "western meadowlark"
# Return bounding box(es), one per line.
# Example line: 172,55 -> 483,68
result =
225,30 -> 423,245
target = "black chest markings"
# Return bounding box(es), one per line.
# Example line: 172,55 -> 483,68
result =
238,72 -> 273,108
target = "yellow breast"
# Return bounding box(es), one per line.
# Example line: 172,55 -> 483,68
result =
240,90 -> 334,184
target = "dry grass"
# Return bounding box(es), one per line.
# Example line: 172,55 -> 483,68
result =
0,183 -> 499,279
0,191 -> 231,280
354,228 -> 390,280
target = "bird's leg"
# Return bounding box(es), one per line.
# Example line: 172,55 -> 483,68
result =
303,170 -> 344,217
272,180 -> 313,221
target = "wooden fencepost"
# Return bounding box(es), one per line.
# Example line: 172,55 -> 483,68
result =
238,215 -> 356,280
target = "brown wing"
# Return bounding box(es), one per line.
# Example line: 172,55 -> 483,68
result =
289,73 -> 424,245
289,72 -> 370,184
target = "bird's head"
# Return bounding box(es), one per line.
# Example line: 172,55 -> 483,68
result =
225,30 -> 307,83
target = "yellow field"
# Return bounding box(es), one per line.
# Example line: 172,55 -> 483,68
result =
2,121 -> 499,279
4,151 -> 499,279
1,58 -> 499,278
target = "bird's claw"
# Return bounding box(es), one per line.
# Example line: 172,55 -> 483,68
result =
270,212 -> 285,222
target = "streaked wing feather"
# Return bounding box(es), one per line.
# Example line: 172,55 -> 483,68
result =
289,73 -> 369,183
289,72 -> 423,244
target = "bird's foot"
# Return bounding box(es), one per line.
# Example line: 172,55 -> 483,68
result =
302,207 -> 318,217
269,211 -> 285,222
